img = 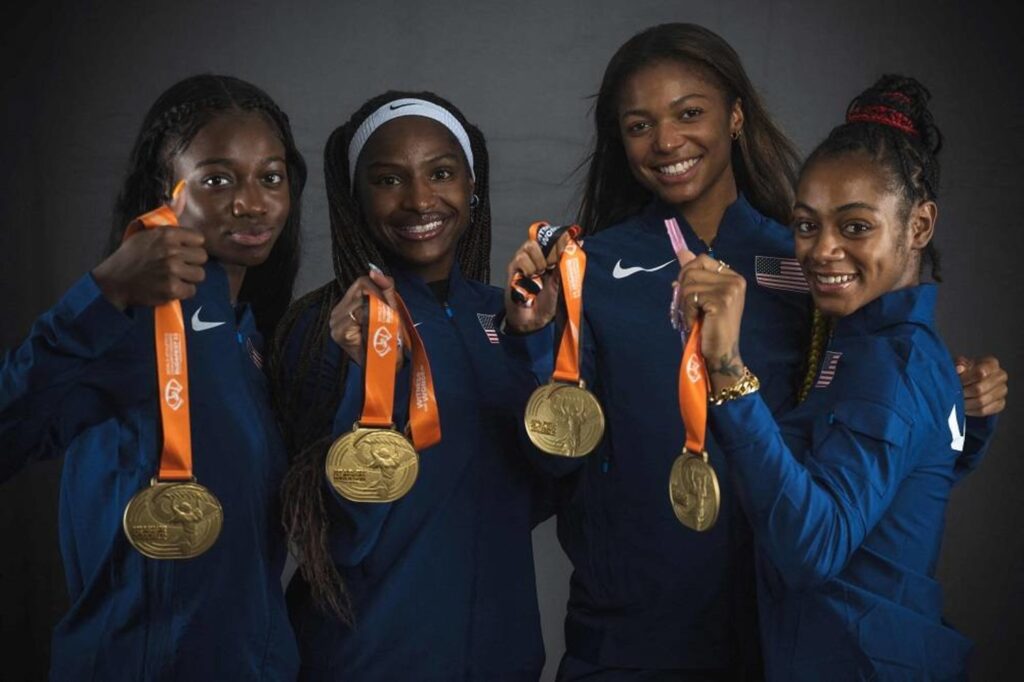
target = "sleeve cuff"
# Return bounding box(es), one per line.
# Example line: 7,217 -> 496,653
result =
708,392 -> 779,451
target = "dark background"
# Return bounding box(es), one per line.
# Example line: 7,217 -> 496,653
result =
2,1 -> 1022,680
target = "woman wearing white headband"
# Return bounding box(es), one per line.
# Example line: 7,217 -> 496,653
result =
271,91 -> 552,680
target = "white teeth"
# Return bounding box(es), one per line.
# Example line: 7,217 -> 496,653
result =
658,158 -> 699,175
398,219 -> 443,234
816,274 -> 857,284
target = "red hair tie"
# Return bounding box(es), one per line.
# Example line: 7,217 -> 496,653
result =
846,102 -> 919,136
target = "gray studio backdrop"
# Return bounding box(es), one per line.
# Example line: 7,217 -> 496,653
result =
2,1 -> 1022,680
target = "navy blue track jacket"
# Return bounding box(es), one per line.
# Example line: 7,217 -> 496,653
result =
712,285 -> 984,680
284,264 -> 551,681
0,263 -> 298,681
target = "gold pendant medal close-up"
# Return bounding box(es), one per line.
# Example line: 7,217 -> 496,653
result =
669,450 -> 721,532
326,425 -> 420,503
525,381 -> 605,458
123,479 -> 223,560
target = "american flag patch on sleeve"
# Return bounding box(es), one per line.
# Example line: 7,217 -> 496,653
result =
754,256 -> 809,293
477,313 -> 500,345
815,351 -> 842,388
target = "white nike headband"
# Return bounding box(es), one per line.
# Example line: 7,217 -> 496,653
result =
347,98 -> 476,189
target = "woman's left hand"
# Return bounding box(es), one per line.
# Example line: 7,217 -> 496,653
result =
677,254 -> 748,393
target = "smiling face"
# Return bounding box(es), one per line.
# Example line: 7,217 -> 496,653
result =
168,111 -> 290,274
355,116 -> 474,283
792,153 -> 936,318
617,59 -> 742,215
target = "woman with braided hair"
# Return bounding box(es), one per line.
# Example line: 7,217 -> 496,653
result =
0,74 -> 305,679
504,24 -> 1005,680
272,91 -> 550,680
678,73 -> 982,680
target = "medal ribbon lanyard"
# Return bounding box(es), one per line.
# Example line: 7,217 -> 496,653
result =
360,293 -> 441,449
510,221 -> 586,384
549,226 -> 586,385
679,320 -> 709,454
665,217 -> 709,454
122,182 -> 193,481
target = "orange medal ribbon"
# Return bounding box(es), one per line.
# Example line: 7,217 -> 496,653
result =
525,221 -> 586,383
359,293 -> 441,449
122,182 -> 193,481
679,319 -> 709,454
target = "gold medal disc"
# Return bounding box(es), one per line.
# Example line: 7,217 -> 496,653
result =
669,451 -> 721,532
325,426 -> 419,502
123,480 -> 223,559
524,381 -> 605,458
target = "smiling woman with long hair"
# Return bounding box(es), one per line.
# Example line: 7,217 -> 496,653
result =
272,91 -> 550,680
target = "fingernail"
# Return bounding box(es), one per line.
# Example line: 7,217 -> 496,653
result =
368,262 -> 382,274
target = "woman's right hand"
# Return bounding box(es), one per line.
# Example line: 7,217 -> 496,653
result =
91,227 -> 208,310
329,267 -> 403,367
503,232 -> 571,334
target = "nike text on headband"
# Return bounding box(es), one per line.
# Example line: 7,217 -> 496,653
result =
347,98 -> 476,189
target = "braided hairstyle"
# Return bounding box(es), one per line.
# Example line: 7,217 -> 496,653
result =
107,74 -> 307,341
269,91 -> 492,619
797,74 -> 943,401
803,74 -> 943,281
578,22 -> 800,233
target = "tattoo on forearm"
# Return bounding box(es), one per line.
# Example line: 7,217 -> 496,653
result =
707,343 -> 743,378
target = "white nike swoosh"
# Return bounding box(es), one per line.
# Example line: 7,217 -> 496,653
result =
948,405 -> 965,452
612,259 -> 675,279
191,306 -> 226,332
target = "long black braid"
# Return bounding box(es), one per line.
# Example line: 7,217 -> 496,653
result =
107,74 -> 307,341
798,74 -> 943,401
269,91 -> 492,619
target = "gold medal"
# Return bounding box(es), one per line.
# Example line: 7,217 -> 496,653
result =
123,479 -> 223,559
669,450 -> 720,532
326,424 -> 420,502
525,381 -> 605,457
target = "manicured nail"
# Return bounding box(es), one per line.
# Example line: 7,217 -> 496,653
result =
368,262 -> 382,274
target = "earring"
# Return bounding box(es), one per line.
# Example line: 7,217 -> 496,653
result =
731,130 -> 741,141
469,194 -> 479,208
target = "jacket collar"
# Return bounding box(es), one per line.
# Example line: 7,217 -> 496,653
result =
833,284 -> 938,338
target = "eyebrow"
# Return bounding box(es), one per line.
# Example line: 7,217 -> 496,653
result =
792,201 -> 879,214
195,155 -> 286,168
620,93 -> 710,118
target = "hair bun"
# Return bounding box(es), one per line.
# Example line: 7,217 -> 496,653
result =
845,74 -> 941,155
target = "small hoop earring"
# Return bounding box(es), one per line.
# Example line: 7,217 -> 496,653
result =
731,130 -> 741,141
469,194 -> 479,208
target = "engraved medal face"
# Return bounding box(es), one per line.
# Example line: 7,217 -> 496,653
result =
669,451 -> 720,532
123,481 -> 223,559
524,382 -> 605,458
325,427 -> 419,502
